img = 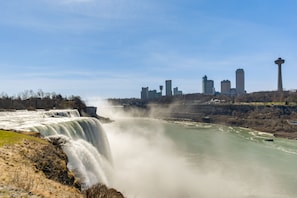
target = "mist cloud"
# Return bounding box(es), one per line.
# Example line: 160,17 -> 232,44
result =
103,115 -> 286,198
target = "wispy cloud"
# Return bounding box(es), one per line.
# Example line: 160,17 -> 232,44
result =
0,0 -> 157,34
45,0 -> 157,20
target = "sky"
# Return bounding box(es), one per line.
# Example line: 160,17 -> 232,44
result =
0,0 -> 297,100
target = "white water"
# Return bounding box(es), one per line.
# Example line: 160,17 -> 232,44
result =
104,117 -> 297,198
0,109 -> 112,188
1,108 -> 297,197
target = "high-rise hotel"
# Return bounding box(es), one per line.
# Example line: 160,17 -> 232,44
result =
165,80 -> 172,96
236,69 -> 245,95
202,75 -> 215,95
221,80 -> 231,95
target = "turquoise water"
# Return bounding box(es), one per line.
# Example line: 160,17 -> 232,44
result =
167,121 -> 297,196
105,118 -> 297,198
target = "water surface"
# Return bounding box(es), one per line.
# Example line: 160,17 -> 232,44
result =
105,118 -> 297,198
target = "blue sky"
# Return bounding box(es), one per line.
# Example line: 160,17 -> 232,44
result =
0,0 -> 297,100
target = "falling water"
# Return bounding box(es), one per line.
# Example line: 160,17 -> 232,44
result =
0,110 -> 112,188
1,109 -> 297,197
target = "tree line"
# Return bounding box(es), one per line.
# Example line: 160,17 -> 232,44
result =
0,89 -> 86,111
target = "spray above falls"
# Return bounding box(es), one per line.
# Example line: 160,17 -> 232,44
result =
0,109 -> 112,188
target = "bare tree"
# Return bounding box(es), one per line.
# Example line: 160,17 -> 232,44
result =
37,89 -> 44,98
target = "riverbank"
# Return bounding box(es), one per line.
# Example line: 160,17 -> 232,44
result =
166,104 -> 297,139
120,103 -> 297,140
0,130 -> 124,198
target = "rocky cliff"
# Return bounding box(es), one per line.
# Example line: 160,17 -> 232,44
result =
0,130 -> 124,198
139,103 -> 297,139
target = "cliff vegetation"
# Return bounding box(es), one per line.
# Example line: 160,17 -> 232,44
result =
0,130 -> 124,198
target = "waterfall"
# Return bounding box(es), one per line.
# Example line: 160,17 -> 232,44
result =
0,109 -> 112,188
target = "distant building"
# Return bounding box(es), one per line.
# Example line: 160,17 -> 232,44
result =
159,85 -> 163,96
202,75 -> 215,95
165,80 -> 172,96
141,87 -> 162,100
230,88 -> 237,97
141,87 -> 149,100
148,90 -> 156,99
236,69 -> 245,95
173,87 -> 183,96
275,57 -> 285,92
221,80 -> 231,95
85,106 -> 97,117
148,90 -> 161,99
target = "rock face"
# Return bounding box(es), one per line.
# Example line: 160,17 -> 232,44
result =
0,138 -> 83,197
145,104 -> 297,139
0,133 -> 125,198
85,184 -> 125,198
22,139 -> 81,189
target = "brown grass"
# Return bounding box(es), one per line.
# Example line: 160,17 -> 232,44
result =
0,130 -> 125,198
0,137 -> 83,197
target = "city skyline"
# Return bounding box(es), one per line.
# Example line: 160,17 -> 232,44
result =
1,1 -> 297,100
202,68 -> 245,96
141,79 -> 182,100
142,68 -> 243,99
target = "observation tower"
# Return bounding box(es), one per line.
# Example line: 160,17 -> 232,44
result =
274,57 -> 285,92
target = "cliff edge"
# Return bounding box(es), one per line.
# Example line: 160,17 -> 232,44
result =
0,130 -> 124,198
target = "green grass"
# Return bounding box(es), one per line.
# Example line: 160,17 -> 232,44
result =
0,130 -> 46,147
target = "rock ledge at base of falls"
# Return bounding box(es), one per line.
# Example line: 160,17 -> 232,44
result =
0,131 -> 125,198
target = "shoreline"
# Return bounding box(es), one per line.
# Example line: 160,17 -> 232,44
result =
120,103 -> 297,140
164,117 -> 288,141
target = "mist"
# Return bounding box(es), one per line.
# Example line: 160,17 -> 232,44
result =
98,118 -> 288,197
85,99 -> 296,197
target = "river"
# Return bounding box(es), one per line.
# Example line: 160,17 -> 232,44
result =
104,117 -> 297,198
0,109 -> 296,197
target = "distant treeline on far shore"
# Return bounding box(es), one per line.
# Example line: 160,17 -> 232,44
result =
109,91 -> 297,107
0,89 -> 86,111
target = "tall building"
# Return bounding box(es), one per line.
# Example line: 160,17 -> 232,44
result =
141,87 -> 149,100
221,80 -> 231,95
202,75 -> 207,94
236,69 -> 245,95
202,75 -> 215,95
165,80 -> 172,96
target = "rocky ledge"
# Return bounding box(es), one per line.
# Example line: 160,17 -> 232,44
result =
0,131 -> 124,198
